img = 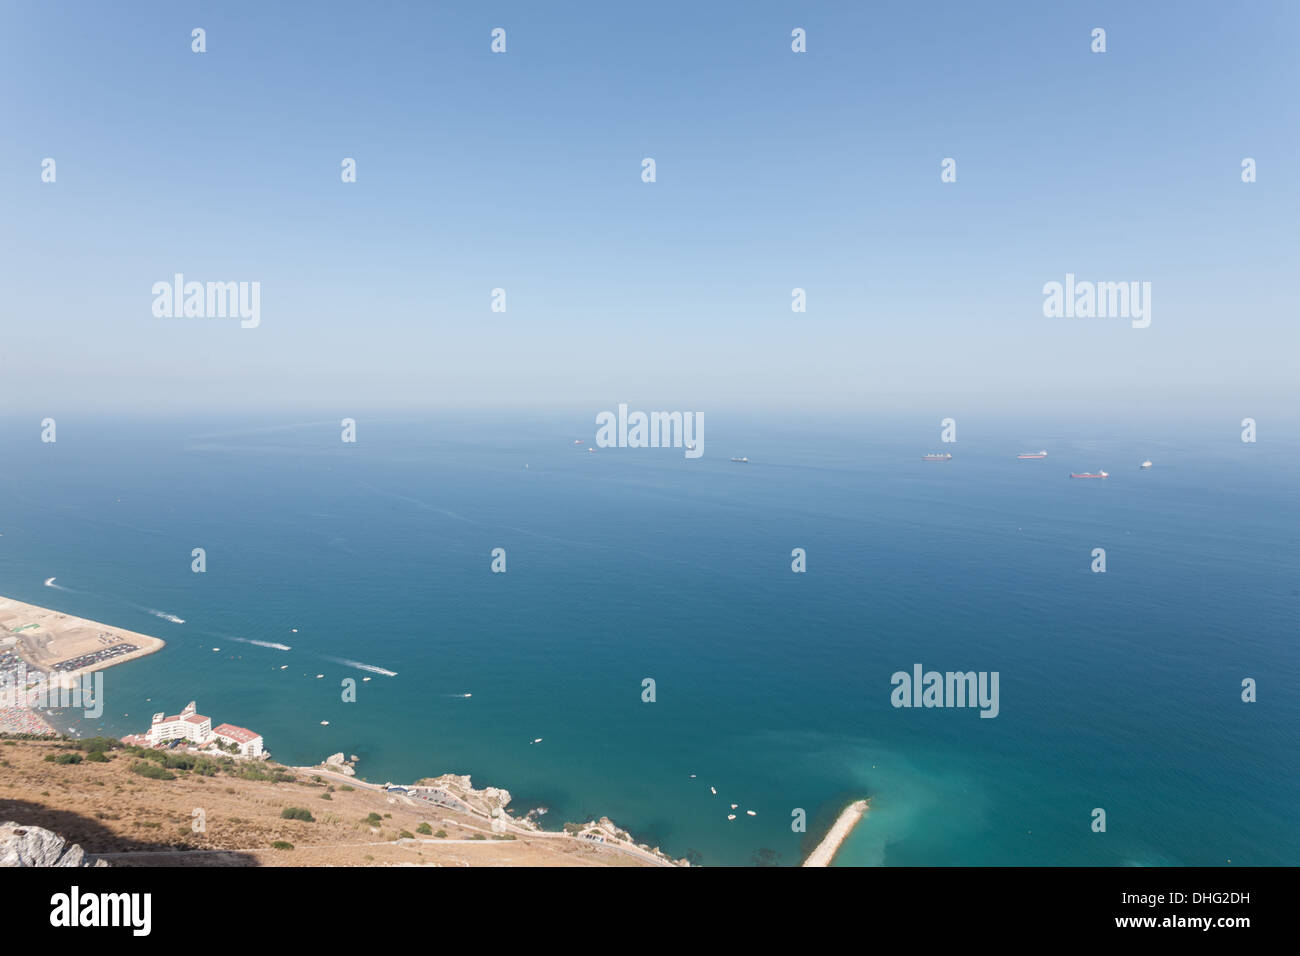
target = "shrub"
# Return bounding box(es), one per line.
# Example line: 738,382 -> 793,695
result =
85,750 -> 108,763
364,813 -> 382,826
434,829 -> 447,838
130,762 -> 175,780
271,841 -> 294,851
416,822 -> 432,835
320,793 -> 332,800
399,830 -> 415,840
339,784 -> 354,792
280,807 -> 315,822
78,737 -> 118,754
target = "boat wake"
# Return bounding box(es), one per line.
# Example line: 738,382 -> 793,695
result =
43,577 -> 69,591
145,609 -> 186,624
230,636 -> 292,651
326,656 -> 397,677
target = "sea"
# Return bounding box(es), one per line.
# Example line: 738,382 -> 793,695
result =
0,411 -> 1296,866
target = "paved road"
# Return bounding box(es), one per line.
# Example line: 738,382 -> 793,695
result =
293,764 -> 679,867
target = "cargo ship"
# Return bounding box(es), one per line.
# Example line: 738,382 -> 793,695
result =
921,453 -> 952,461
1017,450 -> 1048,459
1069,470 -> 1108,479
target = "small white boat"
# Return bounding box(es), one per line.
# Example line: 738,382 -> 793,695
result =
280,665 -> 288,670
315,674 -> 324,679
1140,460 -> 1152,469
710,786 -> 717,795
212,648 -> 220,652
727,814 -> 736,821
730,803 -> 738,810
689,773 -> 696,778
320,720 -> 329,726
531,737 -> 543,744
746,810 -> 757,816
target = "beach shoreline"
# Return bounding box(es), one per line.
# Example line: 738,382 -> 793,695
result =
0,594 -> 166,678
802,799 -> 870,867
0,594 -> 166,735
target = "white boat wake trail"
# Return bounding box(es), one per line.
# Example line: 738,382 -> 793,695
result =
325,657 -> 398,677
43,577 -> 70,591
145,609 -> 186,624
230,637 -> 292,651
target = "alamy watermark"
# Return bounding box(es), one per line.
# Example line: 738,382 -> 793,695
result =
595,404 -> 703,459
1042,273 -> 1150,328
0,664 -> 102,719
890,664 -> 999,718
152,274 -> 260,328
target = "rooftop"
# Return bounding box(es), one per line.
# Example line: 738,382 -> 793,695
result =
213,723 -> 261,744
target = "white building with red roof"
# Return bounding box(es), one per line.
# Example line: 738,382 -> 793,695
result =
138,700 -> 266,758
212,722 -> 264,758
146,700 -> 212,746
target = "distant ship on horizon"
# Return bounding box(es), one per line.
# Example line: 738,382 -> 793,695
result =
1069,470 -> 1109,479
921,453 -> 952,461
1017,450 -> 1048,459
730,456 -> 749,463
1140,460 -> 1153,469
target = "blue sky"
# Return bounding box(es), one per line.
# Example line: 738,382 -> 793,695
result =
2,1 -> 1297,418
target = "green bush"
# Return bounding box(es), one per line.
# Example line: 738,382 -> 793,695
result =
416,822 -> 432,835
45,753 -> 82,764
85,750 -> 109,763
398,830 -> 415,840
434,829 -> 447,838
280,807 -> 315,822
364,813 -> 382,826
131,762 -> 175,780
271,841 -> 294,851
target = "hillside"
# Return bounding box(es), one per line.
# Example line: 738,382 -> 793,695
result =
0,736 -> 670,867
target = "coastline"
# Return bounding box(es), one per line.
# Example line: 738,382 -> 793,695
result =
802,799 -> 870,867
0,594 -> 166,681
0,594 -> 166,736
297,758 -> 686,868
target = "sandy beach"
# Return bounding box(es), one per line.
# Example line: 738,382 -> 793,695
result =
0,595 -> 166,734
0,595 -> 165,683
802,799 -> 869,867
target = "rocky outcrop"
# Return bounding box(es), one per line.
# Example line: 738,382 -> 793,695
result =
413,773 -> 519,820
320,752 -> 356,776
0,822 -> 108,867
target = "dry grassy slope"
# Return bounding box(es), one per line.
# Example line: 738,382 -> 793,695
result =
0,738 -> 648,867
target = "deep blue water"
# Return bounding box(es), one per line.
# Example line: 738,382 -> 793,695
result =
0,413 -> 1296,866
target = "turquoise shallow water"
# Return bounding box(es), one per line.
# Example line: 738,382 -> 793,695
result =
0,413 -> 1296,866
